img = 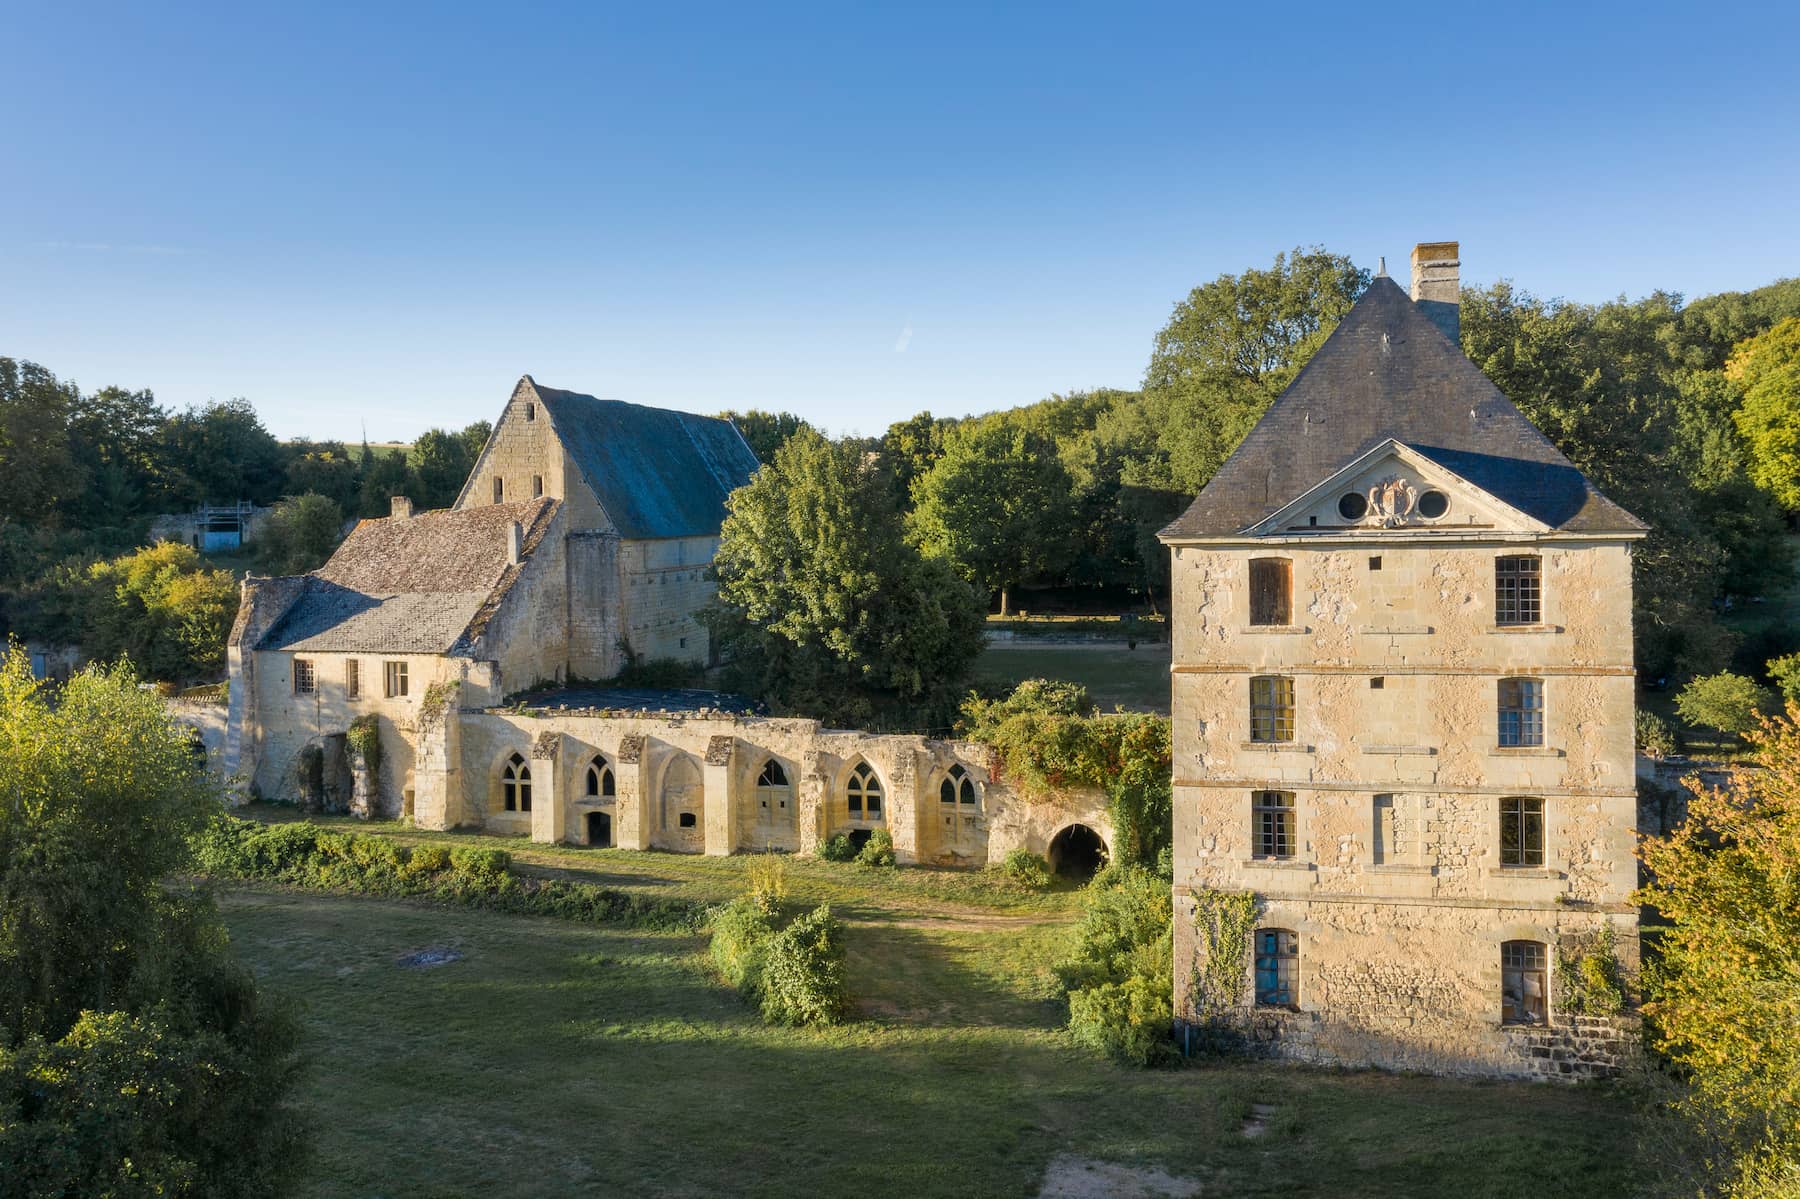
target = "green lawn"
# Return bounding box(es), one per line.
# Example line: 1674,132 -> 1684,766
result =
221,886 -> 1651,1198
972,643 -> 1170,714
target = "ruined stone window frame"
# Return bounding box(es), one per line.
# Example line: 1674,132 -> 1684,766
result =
1371,793 -> 1398,864
1248,557 -> 1292,627
384,660 -> 409,699
292,658 -> 316,695
1252,790 -> 1296,860
1497,678 -> 1545,747
502,752 -> 533,814
1500,939 -> 1549,1025
845,761 -> 884,822
755,758 -> 792,817
939,763 -> 979,809
1253,928 -> 1299,1008
585,754 -> 616,800
1494,555 -> 1542,626
1249,675 -> 1296,743
1498,796 -> 1545,867
345,658 -> 360,699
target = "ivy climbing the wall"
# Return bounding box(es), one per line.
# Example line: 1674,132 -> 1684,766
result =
1186,887 -> 1258,1053
346,715 -> 381,778
958,679 -> 1172,867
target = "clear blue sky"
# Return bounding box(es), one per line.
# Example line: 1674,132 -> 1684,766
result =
5,1 -> 1798,442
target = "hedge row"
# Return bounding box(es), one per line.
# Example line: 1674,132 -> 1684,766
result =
194,817 -> 706,932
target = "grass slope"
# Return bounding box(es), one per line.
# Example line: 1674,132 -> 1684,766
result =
222,888 -> 1647,1198
971,644 -> 1171,714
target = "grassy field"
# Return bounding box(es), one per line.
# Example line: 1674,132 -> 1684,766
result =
221,874 -> 1651,1197
972,643 -> 1170,714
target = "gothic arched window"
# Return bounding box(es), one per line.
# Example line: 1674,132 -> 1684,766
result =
502,753 -> 531,813
939,764 -> 978,807
586,755 -> 615,799
846,763 -> 883,821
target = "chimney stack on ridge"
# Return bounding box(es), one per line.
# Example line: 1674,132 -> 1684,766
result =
389,495 -> 413,520
506,521 -> 523,566
1410,241 -> 1461,345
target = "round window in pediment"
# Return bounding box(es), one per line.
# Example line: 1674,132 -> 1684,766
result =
1337,492 -> 1368,521
1417,490 -> 1449,519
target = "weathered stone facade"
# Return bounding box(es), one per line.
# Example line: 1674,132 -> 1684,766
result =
1161,246 -> 1647,1080
226,378 -> 758,806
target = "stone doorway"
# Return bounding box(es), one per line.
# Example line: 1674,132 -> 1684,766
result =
1048,824 -> 1109,881
586,810 -> 612,848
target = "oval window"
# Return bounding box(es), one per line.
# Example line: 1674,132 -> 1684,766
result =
1338,492 -> 1368,521
1417,490 -> 1448,518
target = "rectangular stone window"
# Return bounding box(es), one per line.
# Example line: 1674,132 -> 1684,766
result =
384,660 -> 409,699
1368,555 -> 1382,571
1252,790 -> 1295,859
492,477 -> 504,504
532,474 -> 544,498
1249,675 -> 1295,743
1501,940 -> 1548,1025
1248,558 -> 1291,626
1372,794 -> 1396,863
1495,555 -> 1542,625
1254,929 -> 1298,1007
346,659 -> 360,699
292,658 -> 315,695
1499,796 -> 1545,867
1498,678 -> 1544,747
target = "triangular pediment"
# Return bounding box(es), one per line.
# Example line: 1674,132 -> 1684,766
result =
1246,440 -> 1551,536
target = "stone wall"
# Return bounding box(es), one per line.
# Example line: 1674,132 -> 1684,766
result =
415,705 -> 1111,864
619,536 -> 719,665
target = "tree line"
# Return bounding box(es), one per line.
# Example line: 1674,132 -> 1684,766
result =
716,249 -> 1800,727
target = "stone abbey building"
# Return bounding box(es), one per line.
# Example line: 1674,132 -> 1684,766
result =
1160,244 -> 1645,1079
224,377 -> 1111,868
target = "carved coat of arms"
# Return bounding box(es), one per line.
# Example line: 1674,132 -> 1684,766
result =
1367,477 -> 1417,527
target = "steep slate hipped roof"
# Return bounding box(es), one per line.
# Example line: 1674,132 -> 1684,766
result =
1161,277 -> 1647,539
258,498 -> 558,654
524,378 -> 759,540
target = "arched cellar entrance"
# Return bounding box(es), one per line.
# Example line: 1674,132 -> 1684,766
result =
1048,824 -> 1109,881
845,827 -> 874,853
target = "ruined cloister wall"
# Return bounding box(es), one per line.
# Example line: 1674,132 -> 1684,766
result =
418,708 -> 1110,865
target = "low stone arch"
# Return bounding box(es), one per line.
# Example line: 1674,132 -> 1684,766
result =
748,754 -> 798,850
1047,822 -> 1109,880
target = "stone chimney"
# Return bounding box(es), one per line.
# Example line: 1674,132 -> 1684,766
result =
389,495 -> 413,520
1410,241 -> 1460,345
506,521 -> 523,566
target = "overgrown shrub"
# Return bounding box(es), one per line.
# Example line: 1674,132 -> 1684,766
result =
1557,923 -> 1626,1016
1054,864 -> 1176,1066
709,899 -> 776,995
758,904 -> 850,1027
449,845 -> 510,880
817,833 -> 857,862
1636,710 -> 1679,758
746,853 -> 789,914
193,817 -> 703,931
998,847 -> 1050,889
959,680 -> 1172,867
855,828 -> 896,867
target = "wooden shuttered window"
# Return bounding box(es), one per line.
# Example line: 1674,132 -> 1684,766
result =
1249,558 -> 1291,626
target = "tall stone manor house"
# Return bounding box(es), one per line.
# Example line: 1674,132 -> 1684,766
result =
225,378 -> 1112,867
1160,244 -> 1646,1080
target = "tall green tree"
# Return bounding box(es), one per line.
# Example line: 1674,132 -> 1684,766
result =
707,428 -> 984,727
79,542 -> 241,682
910,420 -> 1074,614
408,428 -> 480,509
160,400 -> 287,507
0,357 -> 82,524
0,648 -> 307,1194
358,450 -> 417,518
1142,247 -> 1369,492
281,440 -> 362,513
1637,709 -> 1800,1195
1728,317 -> 1800,511
719,410 -> 811,465
256,493 -> 346,576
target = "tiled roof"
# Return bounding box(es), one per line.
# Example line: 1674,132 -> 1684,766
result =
257,498 -> 559,654
524,379 -> 759,540
1160,277 -> 1647,539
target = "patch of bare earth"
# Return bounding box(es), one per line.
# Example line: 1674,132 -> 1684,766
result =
1037,1155 -> 1202,1198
